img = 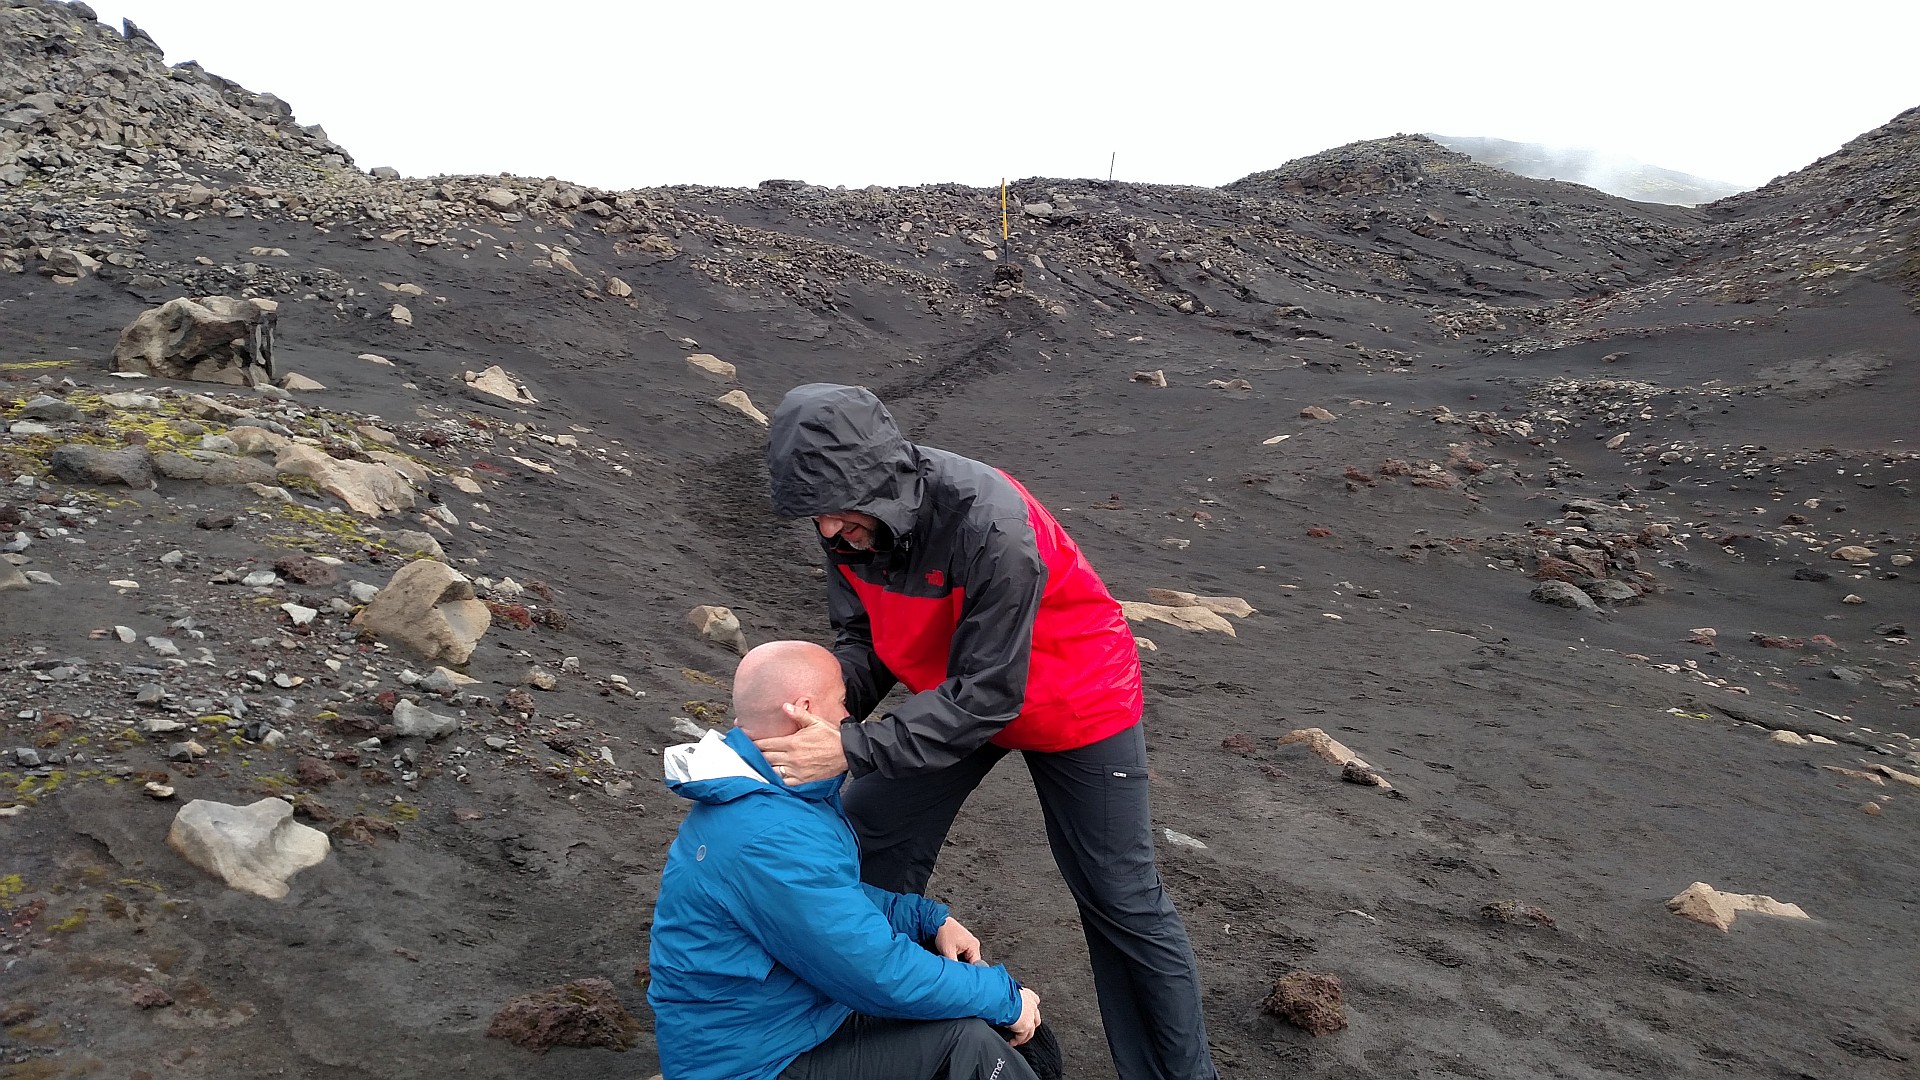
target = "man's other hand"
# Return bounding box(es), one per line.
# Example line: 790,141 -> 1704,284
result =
752,704 -> 848,785
1006,987 -> 1042,1047
934,917 -> 982,963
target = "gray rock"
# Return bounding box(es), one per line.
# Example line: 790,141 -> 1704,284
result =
671,717 -> 712,741
392,697 -> 460,739
168,741 -> 206,761
18,394 -> 79,421
138,717 -> 186,734
1529,580 -> 1599,611
419,667 -> 474,694
135,683 -> 164,706
153,450 -> 277,485
8,421 -> 55,436
241,571 -> 279,587
167,797 -> 330,900
48,444 -> 155,488
145,636 -> 179,656
38,248 -> 100,280
0,561 -> 27,592
1830,667 -> 1866,686
101,392 -> 163,409
347,581 -> 381,604
11,747 -> 42,768
1585,580 -> 1641,605
383,529 -> 444,561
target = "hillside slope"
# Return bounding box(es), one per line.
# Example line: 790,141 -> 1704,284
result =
3,3 -> 1916,1078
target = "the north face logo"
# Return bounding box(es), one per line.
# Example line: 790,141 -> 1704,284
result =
925,570 -> 945,587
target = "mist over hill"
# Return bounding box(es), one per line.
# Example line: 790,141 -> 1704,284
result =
1429,134 -> 1749,206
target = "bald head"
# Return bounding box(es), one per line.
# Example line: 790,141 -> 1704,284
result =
732,640 -> 848,738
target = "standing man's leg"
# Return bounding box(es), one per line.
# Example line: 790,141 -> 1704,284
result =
1025,723 -> 1218,1080
842,741 -> 1007,893
780,1014 -> 1038,1080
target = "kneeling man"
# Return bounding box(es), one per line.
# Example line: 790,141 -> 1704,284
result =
648,641 -> 1042,1080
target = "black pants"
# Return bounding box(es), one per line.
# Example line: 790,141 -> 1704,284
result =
842,722 -> 1219,1080
779,1014 -> 1038,1080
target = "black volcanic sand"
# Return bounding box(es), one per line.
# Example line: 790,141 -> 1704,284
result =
2,186 -> 1916,1080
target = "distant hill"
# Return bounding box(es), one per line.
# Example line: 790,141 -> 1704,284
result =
1427,134 -> 1747,206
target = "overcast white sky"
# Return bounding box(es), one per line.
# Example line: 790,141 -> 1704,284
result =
84,0 -> 1920,192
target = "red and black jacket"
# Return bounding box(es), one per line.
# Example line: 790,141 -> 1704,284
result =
768,383 -> 1143,779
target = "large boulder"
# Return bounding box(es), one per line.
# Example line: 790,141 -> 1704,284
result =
274,443 -> 417,517
382,528 -> 446,561
48,444 -> 155,489
166,797 -> 330,900
112,296 -> 278,386
153,450 -> 277,486
352,560 -> 491,665
1529,580 -> 1598,611
227,426 -> 293,455
17,394 -> 79,422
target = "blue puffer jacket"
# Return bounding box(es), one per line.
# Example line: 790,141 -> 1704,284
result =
647,727 -> 1023,1080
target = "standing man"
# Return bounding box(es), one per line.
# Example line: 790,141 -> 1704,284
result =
756,383 -> 1220,1080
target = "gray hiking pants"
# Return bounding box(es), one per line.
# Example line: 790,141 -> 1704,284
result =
778,1014 -> 1037,1080
842,722 -> 1220,1080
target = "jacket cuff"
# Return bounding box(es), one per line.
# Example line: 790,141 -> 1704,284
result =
841,720 -> 876,778
984,967 -> 1023,1026
915,897 -> 951,941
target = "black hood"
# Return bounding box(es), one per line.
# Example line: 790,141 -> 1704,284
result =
767,383 -> 922,535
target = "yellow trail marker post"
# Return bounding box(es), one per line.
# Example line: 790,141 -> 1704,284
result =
1000,177 -> 1009,250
